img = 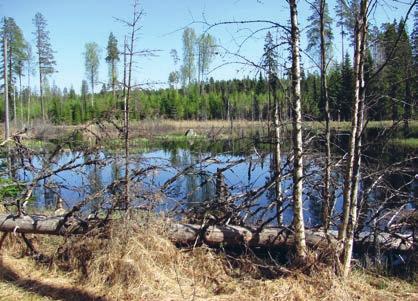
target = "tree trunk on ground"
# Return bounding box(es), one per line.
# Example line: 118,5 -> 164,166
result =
0,214 -> 412,252
289,0 -> 307,260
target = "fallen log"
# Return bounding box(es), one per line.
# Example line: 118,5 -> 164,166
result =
0,214 -> 87,235
168,224 -> 414,252
0,214 -> 413,252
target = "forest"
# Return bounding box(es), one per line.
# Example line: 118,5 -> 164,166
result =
0,0 -> 417,301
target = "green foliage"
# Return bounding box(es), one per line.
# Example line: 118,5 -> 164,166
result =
0,178 -> 24,200
33,12 -> 56,75
181,27 -> 196,85
306,0 -> 334,58
84,42 -> 101,95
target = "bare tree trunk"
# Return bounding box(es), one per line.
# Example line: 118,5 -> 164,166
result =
112,61 -> 116,100
38,53 -> 45,122
272,81 -> 283,226
339,0 -> 369,277
12,85 -> 16,128
340,0 -> 345,64
91,71 -> 94,108
403,68 -> 411,135
123,36 -> 130,207
121,2 -> 142,208
19,74 -> 23,127
3,35 -> 9,139
27,66 -> 31,124
320,0 -> 332,233
289,0 -> 307,260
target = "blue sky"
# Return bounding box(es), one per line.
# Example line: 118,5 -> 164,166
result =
1,0 -> 415,93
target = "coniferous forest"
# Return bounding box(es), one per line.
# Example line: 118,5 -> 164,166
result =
1,13 -> 417,125
0,1 -> 417,301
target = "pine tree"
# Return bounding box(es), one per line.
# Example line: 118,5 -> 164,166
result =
33,13 -> 56,122
306,0 -> 333,58
1,17 -> 27,120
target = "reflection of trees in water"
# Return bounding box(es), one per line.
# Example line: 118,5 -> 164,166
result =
2,132 -> 414,230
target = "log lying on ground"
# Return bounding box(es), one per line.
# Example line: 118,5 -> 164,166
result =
0,214 -> 413,251
168,224 -> 414,252
0,214 -> 87,235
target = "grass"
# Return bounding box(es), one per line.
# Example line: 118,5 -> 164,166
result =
0,215 -> 416,301
390,138 -> 418,149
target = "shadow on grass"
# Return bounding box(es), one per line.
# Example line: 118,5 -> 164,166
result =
0,257 -> 107,301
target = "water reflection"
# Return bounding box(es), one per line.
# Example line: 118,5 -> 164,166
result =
3,135 -> 416,229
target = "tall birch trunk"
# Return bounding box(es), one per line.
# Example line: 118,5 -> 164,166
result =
289,0 -> 307,260
339,0 -> 368,277
273,87 -> 283,225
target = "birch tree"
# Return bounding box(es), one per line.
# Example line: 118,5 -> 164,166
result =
181,28 -> 196,86
338,0 -> 368,277
288,0 -> 307,260
84,42 -> 100,107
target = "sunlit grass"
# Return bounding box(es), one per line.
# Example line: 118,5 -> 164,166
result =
0,216 -> 416,301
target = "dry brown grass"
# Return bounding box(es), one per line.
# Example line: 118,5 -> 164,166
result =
0,217 -> 416,301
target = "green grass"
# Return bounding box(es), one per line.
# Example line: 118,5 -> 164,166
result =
390,138 -> 418,149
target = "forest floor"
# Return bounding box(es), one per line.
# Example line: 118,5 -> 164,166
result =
0,213 -> 416,301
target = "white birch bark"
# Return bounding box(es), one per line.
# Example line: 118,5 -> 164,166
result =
289,0 -> 307,259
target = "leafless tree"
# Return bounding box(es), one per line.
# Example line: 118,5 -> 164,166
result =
288,0 -> 307,260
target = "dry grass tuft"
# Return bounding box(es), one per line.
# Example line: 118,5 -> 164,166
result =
0,217 -> 417,300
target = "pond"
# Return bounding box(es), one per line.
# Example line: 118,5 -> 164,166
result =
2,130 -> 417,229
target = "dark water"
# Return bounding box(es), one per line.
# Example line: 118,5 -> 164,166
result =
3,132 -> 417,228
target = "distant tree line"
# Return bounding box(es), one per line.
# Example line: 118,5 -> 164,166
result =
1,12 -> 417,126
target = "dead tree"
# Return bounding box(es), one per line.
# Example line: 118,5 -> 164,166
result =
116,1 -> 144,208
